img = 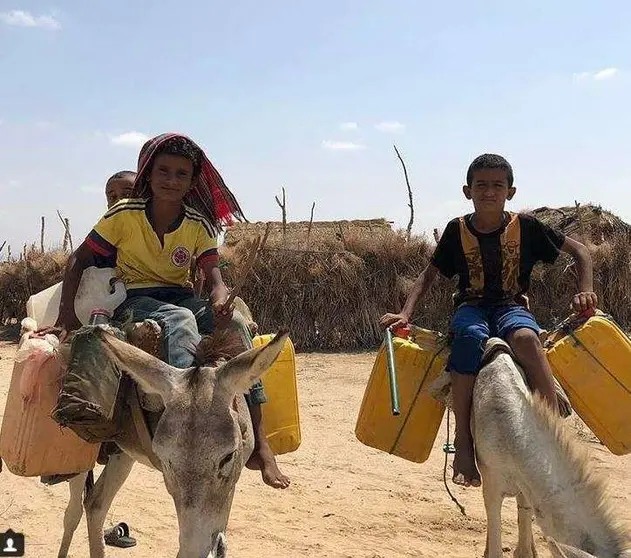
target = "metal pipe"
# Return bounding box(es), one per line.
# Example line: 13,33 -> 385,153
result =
384,327 -> 401,416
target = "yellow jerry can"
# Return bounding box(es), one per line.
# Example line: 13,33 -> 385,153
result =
252,333 -> 301,455
355,326 -> 449,463
545,311 -> 631,455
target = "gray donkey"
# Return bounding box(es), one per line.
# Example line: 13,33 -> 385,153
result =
56,323 -> 288,558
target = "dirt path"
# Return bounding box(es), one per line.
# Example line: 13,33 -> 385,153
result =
1,341 -> 630,557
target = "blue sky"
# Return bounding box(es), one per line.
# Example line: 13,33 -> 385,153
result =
1,0 -> 630,251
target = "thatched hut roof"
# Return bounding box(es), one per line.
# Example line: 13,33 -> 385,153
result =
224,218 -> 394,248
528,204 -> 631,242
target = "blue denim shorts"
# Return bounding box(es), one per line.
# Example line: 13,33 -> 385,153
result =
447,303 -> 541,375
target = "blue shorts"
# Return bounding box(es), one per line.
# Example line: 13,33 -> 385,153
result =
447,303 -> 541,375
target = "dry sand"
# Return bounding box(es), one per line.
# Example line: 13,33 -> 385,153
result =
1,340 -> 630,557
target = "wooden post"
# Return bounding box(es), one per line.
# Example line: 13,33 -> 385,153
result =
40,216 -> 45,253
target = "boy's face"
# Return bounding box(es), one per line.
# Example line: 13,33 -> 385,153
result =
105,178 -> 134,208
463,168 -> 515,214
149,153 -> 194,204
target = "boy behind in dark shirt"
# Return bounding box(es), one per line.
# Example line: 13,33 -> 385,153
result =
381,154 -> 597,487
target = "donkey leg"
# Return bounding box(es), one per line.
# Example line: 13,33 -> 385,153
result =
84,452 -> 134,558
57,471 -> 89,558
482,474 -> 504,558
515,492 -> 538,558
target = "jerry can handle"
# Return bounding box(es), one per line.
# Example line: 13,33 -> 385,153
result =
384,327 -> 401,416
576,307 -> 596,319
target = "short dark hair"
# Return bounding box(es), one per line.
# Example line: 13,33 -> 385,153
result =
466,154 -> 514,187
107,170 -> 137,184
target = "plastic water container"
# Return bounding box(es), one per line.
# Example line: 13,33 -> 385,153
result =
26,266 -> 127,327
0,327 -> 100,476
252,334 -> 301,455
355,327 -> 449,463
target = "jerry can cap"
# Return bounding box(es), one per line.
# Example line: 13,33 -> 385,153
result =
393,325 -> 410,339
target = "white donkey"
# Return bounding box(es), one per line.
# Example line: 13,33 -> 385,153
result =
472,338 -> 630,558
56,324 -> 288,558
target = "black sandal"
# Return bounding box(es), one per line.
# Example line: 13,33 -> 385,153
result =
104,522 -> 137,548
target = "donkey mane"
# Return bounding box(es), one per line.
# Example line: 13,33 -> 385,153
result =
529,392 -> 629,554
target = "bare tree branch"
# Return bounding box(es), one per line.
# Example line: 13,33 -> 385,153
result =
0,241 -> 6,254
393,144 -> 414,240
306,202 -> 316,247
57,210 -> 73,252
274,187 -> 287,239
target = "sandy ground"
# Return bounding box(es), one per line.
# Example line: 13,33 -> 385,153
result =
1,340 -> 630,558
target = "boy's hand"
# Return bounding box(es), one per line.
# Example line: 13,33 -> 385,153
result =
571,291 -> 598,313
210,291 -> 234,328
34,311 -> 80,342
379,312 -> 409,330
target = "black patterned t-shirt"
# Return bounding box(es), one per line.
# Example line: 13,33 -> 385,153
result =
431,212 -> 565,306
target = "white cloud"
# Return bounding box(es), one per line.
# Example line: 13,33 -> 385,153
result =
573,68 -> 619,82
339,122 -> 358,131
321,140 -> 366,151
593,68 -> 619,81
35,121 -> 53,130
0,179 -> 19,190
0,10 -> 61,30
375,121 -> 406,133
110,131 -> 149,148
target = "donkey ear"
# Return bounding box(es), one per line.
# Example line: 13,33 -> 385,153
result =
216,330 -> 289,395
95,327 -> 184,403
547,540 -> 596,558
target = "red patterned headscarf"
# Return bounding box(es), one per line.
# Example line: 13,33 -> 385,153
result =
132,133 -> 245,234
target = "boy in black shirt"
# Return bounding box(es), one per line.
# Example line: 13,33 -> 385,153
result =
381,154 -> 597,487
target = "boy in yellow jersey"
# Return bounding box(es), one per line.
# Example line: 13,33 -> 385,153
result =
105,169 -> 206,297
49,133 -> 289,489
381,154 -> 597,488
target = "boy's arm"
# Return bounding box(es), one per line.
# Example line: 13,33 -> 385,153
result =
559,237 -> 598,312
199,259 -> 233,327
381,219 -> 457,329
36,241 -> 95,336
202,263 -> 230,305
380,264 -> 439,328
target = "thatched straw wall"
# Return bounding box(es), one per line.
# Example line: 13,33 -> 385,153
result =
224,218 -> 394,249
2,204 -> 630,351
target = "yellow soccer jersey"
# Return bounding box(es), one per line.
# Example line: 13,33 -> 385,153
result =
86,198 -> 218,290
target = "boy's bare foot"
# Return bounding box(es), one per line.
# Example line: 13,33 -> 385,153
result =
452,437 -> 481,487
246,441 -> 290,489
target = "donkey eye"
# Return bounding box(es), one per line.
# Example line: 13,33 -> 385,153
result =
219,451 -> 235,470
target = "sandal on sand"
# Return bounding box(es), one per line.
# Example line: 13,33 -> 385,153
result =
104,522 -> 137,548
